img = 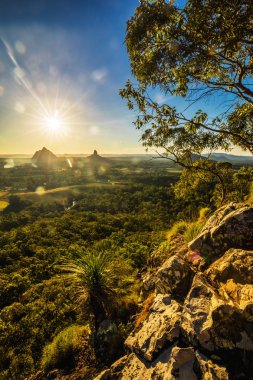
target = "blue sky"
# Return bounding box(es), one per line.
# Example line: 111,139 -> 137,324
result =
0,0 -> 244,155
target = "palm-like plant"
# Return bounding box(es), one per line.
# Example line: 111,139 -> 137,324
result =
61,251 -> 135,330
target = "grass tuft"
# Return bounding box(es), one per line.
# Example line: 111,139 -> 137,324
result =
183,221 -> 205,243
166,220 -> 189,241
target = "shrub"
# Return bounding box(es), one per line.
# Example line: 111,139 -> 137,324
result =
198,207 -> 211,221
41,324 -> 90,372
60,251 -> 137,330
150,240 -> 176,267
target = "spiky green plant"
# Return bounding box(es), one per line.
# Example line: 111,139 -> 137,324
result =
60,251 -> 135,330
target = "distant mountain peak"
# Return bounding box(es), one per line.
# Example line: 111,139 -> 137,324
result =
32,147 -> 57,167
86,150 -> 111,166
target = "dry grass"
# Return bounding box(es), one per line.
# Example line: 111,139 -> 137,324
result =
134,293 -> 155,328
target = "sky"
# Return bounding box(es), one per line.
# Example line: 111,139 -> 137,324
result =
0,0 -> 143,154
0,0 -> 245,155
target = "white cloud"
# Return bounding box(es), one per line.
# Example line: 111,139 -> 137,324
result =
91,68 -> 108,83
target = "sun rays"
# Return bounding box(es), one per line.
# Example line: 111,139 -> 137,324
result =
1,38 -> 86,141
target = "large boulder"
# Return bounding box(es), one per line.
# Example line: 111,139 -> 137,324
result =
189,204 -> 253,261
206,248 -> 253,326
181,274 -> 253,352
155,254 -> 194,300
206,248 -> 253,285
125,294 -> 182,361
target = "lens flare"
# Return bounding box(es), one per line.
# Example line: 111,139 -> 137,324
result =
44,110 -> 62,134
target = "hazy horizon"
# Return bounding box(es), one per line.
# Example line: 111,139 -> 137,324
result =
0,149 -> 252,158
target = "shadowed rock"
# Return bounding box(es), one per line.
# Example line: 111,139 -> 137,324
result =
181,271 -> 253,352
155,254 -> 194,300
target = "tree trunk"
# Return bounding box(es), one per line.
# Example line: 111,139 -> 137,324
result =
90,295 -> 106,331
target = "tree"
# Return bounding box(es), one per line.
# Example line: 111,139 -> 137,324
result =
61,251 -> 135,331
120,0 -> 253,187
174,164 -> 253,208
4,195 -> 28,214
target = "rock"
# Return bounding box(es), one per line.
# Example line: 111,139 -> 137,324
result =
95,346 -> 230,380
95,320 -> 123,362
141,272 -> 156,297
195,351 -> 229,379
94,356 -> 128,380
189,204 -> 253,262
181,274 -> 253,352
206,249 -> 253,321
94,369 -> 111,380
164,346 -> 197,380
206,248 -> 253,285
155,254 -> 194,300
181,274 -> 221,351
125,294 -> 182,361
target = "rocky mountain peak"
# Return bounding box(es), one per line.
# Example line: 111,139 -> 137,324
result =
32,147 -> 57,167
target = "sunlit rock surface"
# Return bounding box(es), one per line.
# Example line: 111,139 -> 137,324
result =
189,203 -> 253,260
125,294 -> 182,361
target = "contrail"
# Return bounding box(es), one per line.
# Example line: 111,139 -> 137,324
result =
1,38 -> 49,115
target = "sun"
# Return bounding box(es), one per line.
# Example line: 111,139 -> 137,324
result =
45,110 -> 62,133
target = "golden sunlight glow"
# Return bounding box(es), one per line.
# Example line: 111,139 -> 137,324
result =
45,110 -> 62,133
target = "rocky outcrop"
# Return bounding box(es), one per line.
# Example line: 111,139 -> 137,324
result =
85,150 -> 111,167
189,203 -> 253,261
95,203 -> 253,380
